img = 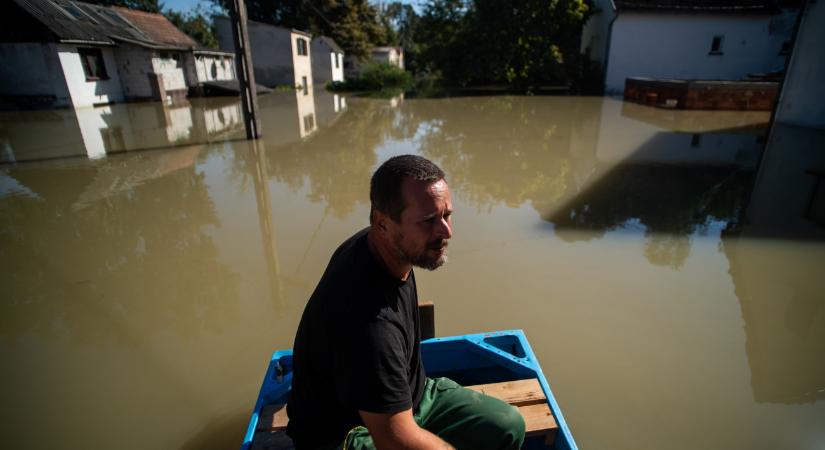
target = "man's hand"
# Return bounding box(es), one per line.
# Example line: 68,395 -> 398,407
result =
359,409 -> 455,450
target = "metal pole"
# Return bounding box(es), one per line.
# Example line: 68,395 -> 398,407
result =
228,0 -> 261,139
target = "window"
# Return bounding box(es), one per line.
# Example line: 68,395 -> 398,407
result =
296,37 -> 308,56
302,76 -> 308,95
335,53 -> 340,68
709,35 -> 724,55
78,48 -> 108,81
303,114 -> 315,133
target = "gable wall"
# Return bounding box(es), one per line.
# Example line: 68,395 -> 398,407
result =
605,12 -> 790,93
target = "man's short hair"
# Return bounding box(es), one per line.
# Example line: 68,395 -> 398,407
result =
370,155 -> 445,223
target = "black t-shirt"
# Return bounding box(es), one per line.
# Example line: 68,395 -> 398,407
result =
286,228 -> 426,449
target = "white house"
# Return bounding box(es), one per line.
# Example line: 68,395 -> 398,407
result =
0,0 -> 236,109
344,46 -> 404,79
215,17 -> 313,91
311,36 -> 345,84
581,0 -> 798,93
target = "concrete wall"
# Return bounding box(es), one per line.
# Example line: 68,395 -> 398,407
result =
113,44 -> 157,100
605,12 -> 790,93
151,52 -> 187,92
194,54 -> 236,83
215,17 -> 310,87
774,1 -> 825,129
57,45 -> 124,107
0,43 -> 72,108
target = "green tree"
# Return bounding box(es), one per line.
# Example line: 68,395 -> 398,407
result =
164,6 -> 219,49
415,0 -> 590,90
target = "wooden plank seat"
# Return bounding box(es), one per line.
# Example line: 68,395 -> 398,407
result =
257,378 -> 558,445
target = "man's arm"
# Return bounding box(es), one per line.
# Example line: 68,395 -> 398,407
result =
359,409 -> 455,450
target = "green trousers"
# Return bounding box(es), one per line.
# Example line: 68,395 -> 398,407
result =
341,377 -> 526,450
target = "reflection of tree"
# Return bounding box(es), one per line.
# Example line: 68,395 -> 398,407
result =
547,165 -> 754,268
0,152 -> 239,342
406,96 -> 600,212
263,98 -> 401,218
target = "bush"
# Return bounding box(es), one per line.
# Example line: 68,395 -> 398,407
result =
328,62 -> 412,94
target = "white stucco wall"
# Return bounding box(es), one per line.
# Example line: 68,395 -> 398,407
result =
774,1 -> 824,129
152,52 -> 187,92
57,45 -> 124,107
291,32 -> 313,90
0,43 -> 72,107
331,53 -> 344,82
605,12 -> 790,93
194,54 -> 236,83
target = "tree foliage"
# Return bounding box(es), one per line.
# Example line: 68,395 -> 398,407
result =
415,0 -> 591,89
164,6 -> 219,49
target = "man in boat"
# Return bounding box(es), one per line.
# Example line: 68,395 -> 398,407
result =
286,155 -> 525,449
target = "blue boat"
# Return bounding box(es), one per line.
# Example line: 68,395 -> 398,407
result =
242,329 -> 577,450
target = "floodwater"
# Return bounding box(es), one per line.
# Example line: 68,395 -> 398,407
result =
1,91 -> 823,450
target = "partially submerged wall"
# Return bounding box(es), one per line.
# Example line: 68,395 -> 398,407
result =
0,43 -> 72,109
625,77 -> 778,110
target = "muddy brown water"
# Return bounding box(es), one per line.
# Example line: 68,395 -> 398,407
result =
1,92 -> 823,450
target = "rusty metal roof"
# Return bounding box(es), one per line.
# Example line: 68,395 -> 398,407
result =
9,0 -> 196,49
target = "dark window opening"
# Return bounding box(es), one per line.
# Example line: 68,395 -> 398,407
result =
303,114 -> 315,132
690,134 -> 701,148
780,40 -> 792,55
296,38 -> 308,56
335,53 -> 340,68
302,76 -> 308,95
79,47 -> 108,81
709,35 -> 724,55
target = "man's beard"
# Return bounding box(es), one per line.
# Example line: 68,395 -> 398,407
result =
393,232 -> 448,271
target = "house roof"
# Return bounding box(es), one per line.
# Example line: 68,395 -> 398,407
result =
111,6 -> 196,48
9,0 -> 197,49
613,0 -> 780,13
313,36 -> 343,54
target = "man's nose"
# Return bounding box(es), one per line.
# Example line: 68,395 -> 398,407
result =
436,217 -> 452,240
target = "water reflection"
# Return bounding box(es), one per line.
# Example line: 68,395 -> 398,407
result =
0,98 -> 245,163
0,147 -> 239,341
723,123 -> 825,405
2,93 -> 824,450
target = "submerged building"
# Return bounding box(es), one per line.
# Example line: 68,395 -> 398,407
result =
581,0 -> 798,93
0,0 -> 236,109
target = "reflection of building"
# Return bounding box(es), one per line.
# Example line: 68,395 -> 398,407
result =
0,0 -> 236,109
772,0 -> 824,130
296,88 -> 316,138
596,98 -> 766,168
582,0 -> 797,93
0,99 -> 244,163
313,90 -> 347,129
215,18 -> 312,90
311,36 -> 345,84
723,123 -> 825,404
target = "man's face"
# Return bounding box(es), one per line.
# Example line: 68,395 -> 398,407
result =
390,178 -> 453,270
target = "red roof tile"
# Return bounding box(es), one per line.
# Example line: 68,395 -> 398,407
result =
112,6 -> 196,48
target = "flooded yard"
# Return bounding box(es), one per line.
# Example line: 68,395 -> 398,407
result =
1,92 -> 824,450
